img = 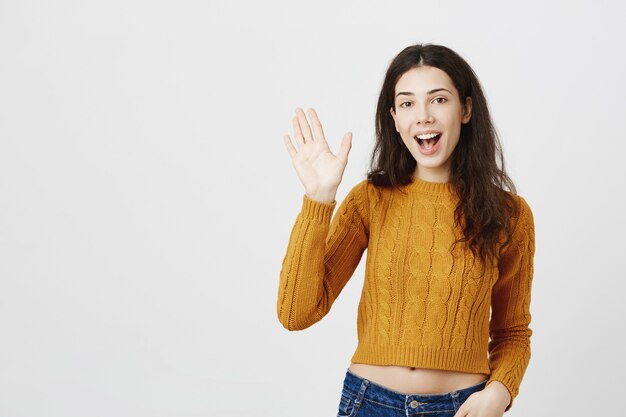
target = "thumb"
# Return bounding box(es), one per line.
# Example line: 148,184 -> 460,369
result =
338,132 -> 352,161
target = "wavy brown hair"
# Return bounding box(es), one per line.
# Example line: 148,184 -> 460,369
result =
366,43 -> 520,266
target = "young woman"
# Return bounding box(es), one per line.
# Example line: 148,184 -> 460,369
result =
277,43 -> 535,417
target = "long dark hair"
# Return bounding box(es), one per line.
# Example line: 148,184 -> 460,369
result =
367,43 -> 519,265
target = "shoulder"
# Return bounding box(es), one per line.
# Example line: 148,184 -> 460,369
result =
352,177 -> 389,201
501,190 -> 533,221
496,191 -> 535,263
345,178 -> 371,213
340,178 -> 384,225
513,193 -> 534,227
502,191 -> 535,243
344,178 -> 376,201
350,177 -> 389,207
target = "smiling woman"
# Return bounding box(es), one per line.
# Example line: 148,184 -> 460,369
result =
278,43 -> 535,417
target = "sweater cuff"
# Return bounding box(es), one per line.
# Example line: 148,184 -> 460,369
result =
301,194 -> 337,223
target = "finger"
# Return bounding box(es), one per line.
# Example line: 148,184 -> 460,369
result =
283,134 -> 297,159
292,116 -> 305,145
307,108 -> 327,144
338,132 -> 352,161
296,107 -> 314,143
451,406 -> 467,417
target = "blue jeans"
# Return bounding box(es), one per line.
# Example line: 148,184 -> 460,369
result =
336,368 -> 488,417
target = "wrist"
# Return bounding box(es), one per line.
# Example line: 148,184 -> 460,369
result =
306,192 -> 336,203
486,380 -> 512,409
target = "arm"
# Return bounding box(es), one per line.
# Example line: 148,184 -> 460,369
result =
276,180 -> 369,331
485,195 -> 536,412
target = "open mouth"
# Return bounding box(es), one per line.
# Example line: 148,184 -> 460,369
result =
415,133 -> 441,150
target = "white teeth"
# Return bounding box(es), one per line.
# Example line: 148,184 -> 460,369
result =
415,133 -> 440,139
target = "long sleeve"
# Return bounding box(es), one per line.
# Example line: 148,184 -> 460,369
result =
486,195 -> 536,412
276,180 -> 370,331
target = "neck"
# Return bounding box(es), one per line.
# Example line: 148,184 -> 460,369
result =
412,167 -> 451,183
409,174 -> 456,195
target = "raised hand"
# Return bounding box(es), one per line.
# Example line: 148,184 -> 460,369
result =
282,107 -> 352,203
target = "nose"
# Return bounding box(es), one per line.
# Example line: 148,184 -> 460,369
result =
413,103 -> 434,124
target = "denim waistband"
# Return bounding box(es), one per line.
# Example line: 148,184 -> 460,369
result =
342,367 -> 488,413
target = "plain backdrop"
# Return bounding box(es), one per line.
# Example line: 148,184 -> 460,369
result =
1,0 -> 625,416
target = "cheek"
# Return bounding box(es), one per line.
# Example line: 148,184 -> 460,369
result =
397,116 -> 413,132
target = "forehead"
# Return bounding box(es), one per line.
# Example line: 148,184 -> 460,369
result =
394,66 -> 456,95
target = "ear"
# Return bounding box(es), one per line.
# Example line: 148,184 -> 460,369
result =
390,107 -> 399,132
462,97 -> 472,124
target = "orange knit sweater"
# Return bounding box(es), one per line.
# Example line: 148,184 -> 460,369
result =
277,176 -> 535,411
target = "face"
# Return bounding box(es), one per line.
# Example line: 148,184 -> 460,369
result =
390,65 -> 472,183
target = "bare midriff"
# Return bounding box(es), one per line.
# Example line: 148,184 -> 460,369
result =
348,363 -> 489,395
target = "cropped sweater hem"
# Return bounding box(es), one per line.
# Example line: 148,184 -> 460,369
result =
351,344 -> 491,375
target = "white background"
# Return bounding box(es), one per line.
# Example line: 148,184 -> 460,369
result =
1,0 -> 624,416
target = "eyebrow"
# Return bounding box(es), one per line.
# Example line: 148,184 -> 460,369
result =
395,88 -> 452,98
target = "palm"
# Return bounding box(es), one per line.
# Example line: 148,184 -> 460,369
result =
283,108 -> 352,199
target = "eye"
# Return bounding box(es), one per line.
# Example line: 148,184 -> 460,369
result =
399,101 -> 412,108
433,97 -> 447,104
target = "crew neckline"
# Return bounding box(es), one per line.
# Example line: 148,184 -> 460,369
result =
409,175 -> 455,195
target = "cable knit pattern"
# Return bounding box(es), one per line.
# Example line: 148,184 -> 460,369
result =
277,176 -> 535,412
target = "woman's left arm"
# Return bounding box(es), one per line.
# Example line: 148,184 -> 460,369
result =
455,195 -> 536,416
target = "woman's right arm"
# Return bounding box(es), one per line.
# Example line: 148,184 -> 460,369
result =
277,180 -> 369,331
276,107 -> 364,330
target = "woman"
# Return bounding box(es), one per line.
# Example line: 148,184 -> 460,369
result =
277,43 -> 535,417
